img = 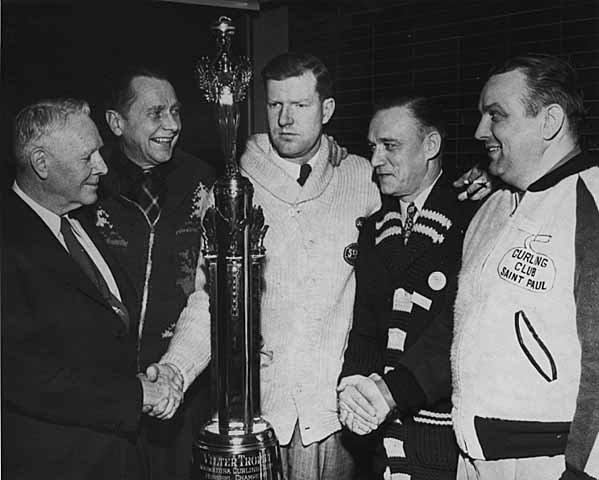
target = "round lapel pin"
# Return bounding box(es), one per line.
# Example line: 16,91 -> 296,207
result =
428,271 -> 446,291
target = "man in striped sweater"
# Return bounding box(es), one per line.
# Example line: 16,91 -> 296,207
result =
338,93 -> 476,480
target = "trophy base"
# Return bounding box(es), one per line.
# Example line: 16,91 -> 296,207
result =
193,418 -> 282,480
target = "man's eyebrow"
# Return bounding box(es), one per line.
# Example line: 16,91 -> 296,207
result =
481,102 -> 505,113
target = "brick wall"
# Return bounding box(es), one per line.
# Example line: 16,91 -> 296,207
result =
286,0 -> 599,177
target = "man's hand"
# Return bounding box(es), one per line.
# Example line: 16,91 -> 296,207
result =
325,134 -> 348,167
337,374 -> 392,435
453,164 -> 494,201
138,363 -> 184,420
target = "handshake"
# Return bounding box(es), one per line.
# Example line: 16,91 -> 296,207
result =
337,373 -> 395,435
138,363 -> 184,420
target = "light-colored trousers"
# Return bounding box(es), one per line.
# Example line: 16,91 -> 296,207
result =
280,423 -> 355,480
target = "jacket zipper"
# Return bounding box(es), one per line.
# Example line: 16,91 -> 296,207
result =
120,195 -> 161,369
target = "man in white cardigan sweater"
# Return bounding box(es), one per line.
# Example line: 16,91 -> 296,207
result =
238,52 -> 381,479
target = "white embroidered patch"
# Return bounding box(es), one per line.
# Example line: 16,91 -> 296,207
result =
95,206 -> 113,229
190,183 -> 209,220
383,437 -> 406,458
95,205 -> 127,247
497,234 -> 556,292
419,208 -> 452,229
412,224 -> 445,243
384,365 -> 394,374
391,472 -> 411,480
383,467 -> 392,480
376,225 -> 403,245
393,288 -> 413,312
387,328 -> 407,351
376,211 -> 402,230
161,322 -> 177,339
412,291 -> 432,311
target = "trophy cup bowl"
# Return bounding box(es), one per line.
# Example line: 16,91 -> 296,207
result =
193,16 -> 282,480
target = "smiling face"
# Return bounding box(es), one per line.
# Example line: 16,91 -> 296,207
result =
114,76 -> 181,168
475,69 -> 546,190
368,105 -> 440,200
266,71 -> 335,165
44,113 -> 107,214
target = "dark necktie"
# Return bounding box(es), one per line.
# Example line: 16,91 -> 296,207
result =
297,163 -> 312,186
403,202 -> 417,245
139,170 -> 161,226
60,216 -> 130,328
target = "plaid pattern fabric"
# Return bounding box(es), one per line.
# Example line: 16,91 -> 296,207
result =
139,170 -> 161,227
403,202 -> 417,245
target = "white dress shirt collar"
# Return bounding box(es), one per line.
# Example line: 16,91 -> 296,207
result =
270,141 -> 322,180
399,171 -> 443,220
12,181 -> 62,240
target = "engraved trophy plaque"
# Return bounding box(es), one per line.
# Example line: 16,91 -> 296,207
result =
193,16 -> 282,480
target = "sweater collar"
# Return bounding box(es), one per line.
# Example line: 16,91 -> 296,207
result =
240,133 -> 334,205
100,143 -> 175,201
527,148 -> 596,192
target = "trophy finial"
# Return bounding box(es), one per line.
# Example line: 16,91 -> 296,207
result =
195,17 -> 253,165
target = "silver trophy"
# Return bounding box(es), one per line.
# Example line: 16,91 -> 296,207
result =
193,16 -> 282,480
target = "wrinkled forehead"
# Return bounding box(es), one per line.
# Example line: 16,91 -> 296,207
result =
368,106 -> 419,139
266,72 -> 319,100
129,76 -> 179,110
479,70 -> 529,110
48,113 -> 102,151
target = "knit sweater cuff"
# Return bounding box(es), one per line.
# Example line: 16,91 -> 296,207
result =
383,365 -> 426,416
160,294 -> 211,391
339,340 -> 381,381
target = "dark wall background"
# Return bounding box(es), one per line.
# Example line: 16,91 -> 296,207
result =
2,0 -> 598,183
282,0 -> 599,179
1,1 -> 253,182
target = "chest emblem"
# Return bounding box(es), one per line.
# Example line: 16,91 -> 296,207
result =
343,242 -> 359,266
497,235 -> 556,292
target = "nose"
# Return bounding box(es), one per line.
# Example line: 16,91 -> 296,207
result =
370,145 -> 385,168
162,111 -> 181,132
91,151 -> 108,176
474,116 -> 490,141
278,105 -> 293,127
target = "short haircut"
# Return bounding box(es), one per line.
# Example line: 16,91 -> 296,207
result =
261,52 -> 333,100
14,98 -> 90,165
373,93 -> 447,145
489,54 -> 585,141
107,66 -> 171,115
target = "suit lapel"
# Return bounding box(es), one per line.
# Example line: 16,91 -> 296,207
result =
72,207 -> 138,331
8,192 -> 123,320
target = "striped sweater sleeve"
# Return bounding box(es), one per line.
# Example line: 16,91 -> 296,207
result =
563,177 -> 599,480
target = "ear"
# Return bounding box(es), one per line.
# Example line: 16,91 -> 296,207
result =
423,130 -> 442,161
542,103 -> 565,141
321,98 -> 336,125
30,147 -> 49,180
106,109 -> 125,137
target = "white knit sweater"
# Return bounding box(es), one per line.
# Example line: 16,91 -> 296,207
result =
240,134 -> 381,446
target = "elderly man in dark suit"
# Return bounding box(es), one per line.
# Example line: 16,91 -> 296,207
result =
1,98 -> 182,479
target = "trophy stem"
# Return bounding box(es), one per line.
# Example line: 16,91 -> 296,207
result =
194,16 -> 281,479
